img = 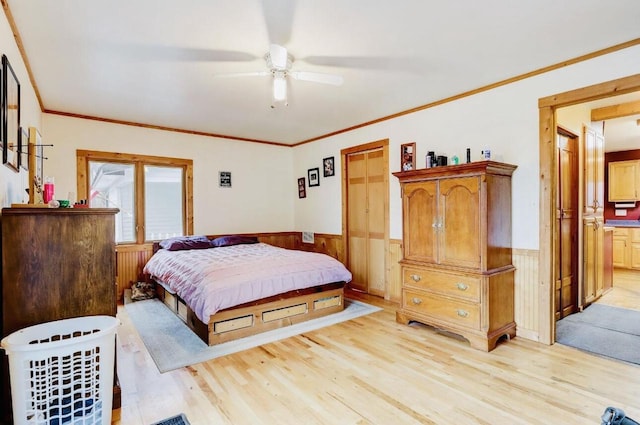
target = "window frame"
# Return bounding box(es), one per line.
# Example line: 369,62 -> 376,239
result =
76,149 -> 194,245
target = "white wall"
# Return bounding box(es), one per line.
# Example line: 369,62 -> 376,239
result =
0,10 -> 42,207
43,114 -> 295,234
293,44 -> 640,250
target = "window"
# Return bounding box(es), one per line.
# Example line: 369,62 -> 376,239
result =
77,150 -> 193,244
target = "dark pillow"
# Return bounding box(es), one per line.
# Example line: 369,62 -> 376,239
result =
159,235 -> 211,251
211,235 -> 259,248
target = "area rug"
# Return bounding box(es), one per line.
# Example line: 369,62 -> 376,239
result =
556,304 -> 640,365
125,297 -> 382,373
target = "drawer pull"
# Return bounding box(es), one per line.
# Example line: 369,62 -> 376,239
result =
456,283 -> 468,291
456,309 -> 469,318
411,297 -> 422,305
410,274 -> 421,282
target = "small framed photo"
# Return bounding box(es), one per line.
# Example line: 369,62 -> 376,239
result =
219,171 -> 231,188
298,177 -> 306,198
401,142 -> 416,171
308,167 -> 320,187
323,156 -> 335,177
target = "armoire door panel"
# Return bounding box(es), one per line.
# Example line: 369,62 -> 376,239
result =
403,181 -> 437,263
439,177 -> 481,268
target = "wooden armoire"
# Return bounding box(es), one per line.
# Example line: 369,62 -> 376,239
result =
1,207 -> 120,422
393,161 -> 517,351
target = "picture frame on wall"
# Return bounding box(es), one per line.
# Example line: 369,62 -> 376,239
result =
400,142 -> 416,171
2,55 -> 21,172
308,167 -> 320,187
219,171 -> 232,188
323,156 -> 335,177
298,177 -> 306,198
19,127 -> 28,171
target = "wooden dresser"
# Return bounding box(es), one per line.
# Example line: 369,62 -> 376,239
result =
0,207 -> 120,422
393,161 -> 517,351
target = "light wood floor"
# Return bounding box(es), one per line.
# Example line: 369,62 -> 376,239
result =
113,273 -> 640,425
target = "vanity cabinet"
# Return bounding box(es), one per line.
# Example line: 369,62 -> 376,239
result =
394,161 -> 517,351
611,227 -> 640,269
613,227 -> 630,268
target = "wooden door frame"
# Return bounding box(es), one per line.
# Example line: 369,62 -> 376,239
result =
341,139 -> 390,297
538,73 -> 640,344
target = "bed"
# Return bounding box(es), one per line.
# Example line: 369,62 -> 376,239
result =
143,235 -> 353,345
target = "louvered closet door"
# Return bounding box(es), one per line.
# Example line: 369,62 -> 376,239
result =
347,148 -> 386,295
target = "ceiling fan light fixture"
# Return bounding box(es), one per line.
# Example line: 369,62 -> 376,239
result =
272,72 -> 287,103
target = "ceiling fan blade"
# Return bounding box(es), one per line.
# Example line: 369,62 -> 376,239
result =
290,71 -> 343,86
212,71 -> 270,79
302,55 -> 405,70
105,42 -> 257,62
262,0 -> 296,46
270,44 -> 288,69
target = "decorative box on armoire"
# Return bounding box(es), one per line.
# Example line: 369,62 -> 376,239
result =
393,161 -> 517,351
0,207 -> 120,422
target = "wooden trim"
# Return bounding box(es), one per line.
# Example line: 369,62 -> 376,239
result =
538,73 -> 640,345
591,100 -> 640,121
295,40 -> 640,147
76,149 -> 194,244
1,0 -> 44,111
46,110 -> 290,147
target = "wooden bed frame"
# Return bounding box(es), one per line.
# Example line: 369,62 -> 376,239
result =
155,280 -> 345,345
148,242 -> 345,345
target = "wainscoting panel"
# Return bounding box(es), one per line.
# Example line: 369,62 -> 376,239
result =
513,248 -> 540,341
388,239 -> 403,303
116,244 -> 154,301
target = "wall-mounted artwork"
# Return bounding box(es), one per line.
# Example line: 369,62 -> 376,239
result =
2,54 -> 21,172
401,142 -> 416,171
298,177 -> 306,198
219,171 -> 232,187
308,167 -> 320,187
323,156 -> 335,177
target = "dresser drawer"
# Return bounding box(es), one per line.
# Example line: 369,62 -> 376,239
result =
403,289 -> 480,329
402,267 -> 480,302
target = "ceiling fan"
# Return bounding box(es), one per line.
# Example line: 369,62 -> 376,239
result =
215,43 -> 344,108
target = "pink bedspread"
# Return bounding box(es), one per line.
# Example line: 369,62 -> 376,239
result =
143,243 -> 352,322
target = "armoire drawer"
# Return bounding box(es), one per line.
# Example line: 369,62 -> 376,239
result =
403,289 -> 480,330
402,267 -> 480,302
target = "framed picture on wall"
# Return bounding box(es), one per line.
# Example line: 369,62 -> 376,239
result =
2,54 -> 21,172
323,156 -> 335,177
219,171 -> 231,188
298,177 -> 306,198
400,142 -> 416,171
308,167 -> 320,187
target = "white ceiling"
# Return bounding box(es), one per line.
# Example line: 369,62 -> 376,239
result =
6,0 -> 640,146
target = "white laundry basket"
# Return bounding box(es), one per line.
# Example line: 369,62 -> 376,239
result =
1,315 -> 119,425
